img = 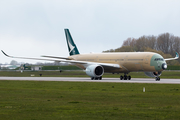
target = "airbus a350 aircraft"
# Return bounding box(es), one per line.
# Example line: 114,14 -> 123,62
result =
2,29 -> 179,81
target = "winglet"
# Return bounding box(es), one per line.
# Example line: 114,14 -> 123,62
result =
175,52 -> 179,59
1,50 -> 11,57
165,52 -> 179,61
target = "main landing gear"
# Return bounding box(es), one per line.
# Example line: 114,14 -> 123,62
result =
91,76 -> 102,80
120,74 -> 131,80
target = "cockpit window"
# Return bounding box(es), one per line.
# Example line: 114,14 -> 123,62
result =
154,58 -> 164,61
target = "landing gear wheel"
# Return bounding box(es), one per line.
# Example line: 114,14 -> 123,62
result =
91,77 -> 102,80
127,76 -> 131,80
120,75 -> 123,80
120,75 -> 131,80
124,75 -> 127,80
155,77 -> 160,81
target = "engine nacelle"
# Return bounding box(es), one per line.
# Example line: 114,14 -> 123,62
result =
144,72 -> 162,78
86,65 -> 104,77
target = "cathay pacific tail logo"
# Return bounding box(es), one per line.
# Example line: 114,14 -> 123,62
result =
65,29 -> 79,55
68,39 -> 75,54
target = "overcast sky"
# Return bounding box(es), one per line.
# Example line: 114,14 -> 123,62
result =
0,0 -> 180,64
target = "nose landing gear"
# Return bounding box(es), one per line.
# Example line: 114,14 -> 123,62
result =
155,77 -> 160,81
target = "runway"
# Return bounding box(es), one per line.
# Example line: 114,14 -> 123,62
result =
0,77 -> 180,84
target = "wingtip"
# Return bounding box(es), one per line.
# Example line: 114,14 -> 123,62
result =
176,52 -> 179,58
1,50 -> 9,57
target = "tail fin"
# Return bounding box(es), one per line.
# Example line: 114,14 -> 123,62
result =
64,29 -> 80,56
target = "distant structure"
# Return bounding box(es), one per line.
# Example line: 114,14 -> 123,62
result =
31,66 -> 42,71
0,65 -> 20,70
20,64 -> 29,70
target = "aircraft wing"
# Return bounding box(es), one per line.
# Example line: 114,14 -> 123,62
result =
1,50 -> 62,62
63,60 -> 121,68
41,55 -> 71,60
164,52 -> 179,61
1,50 -> 121,69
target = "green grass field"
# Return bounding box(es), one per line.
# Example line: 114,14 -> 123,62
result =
0,81 -> 180,120
0,70 -> 180,79
13,65 -> 180,71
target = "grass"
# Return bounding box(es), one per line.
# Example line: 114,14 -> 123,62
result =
42,66 -> 81,70
166,65 -> 180,70
0,70 -> 180,79
0,70 -> 87,77
0,81 -> 180,120
15,65 -> 180,71
15,65 -> 82,70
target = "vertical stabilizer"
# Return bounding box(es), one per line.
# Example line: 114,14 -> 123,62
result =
64,29 -> 80,56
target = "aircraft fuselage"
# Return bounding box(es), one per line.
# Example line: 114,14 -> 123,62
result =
69,52 -> 166,73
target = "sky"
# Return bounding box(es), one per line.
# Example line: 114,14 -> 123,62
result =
0,0 -> 180,64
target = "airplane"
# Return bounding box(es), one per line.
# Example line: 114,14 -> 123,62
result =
1,29 -> 179,81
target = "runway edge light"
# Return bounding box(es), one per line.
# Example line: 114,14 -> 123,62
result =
143,87 -> 145,92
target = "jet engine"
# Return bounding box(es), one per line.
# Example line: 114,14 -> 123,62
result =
85,65 -> 104,78
144,72 -> 162,78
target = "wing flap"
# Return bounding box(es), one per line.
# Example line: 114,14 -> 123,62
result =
41,55 -> 71,60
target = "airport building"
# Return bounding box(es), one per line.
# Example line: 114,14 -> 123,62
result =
31,66 -> 43,71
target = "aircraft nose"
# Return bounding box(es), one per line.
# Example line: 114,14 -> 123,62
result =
162,63 -> 167,70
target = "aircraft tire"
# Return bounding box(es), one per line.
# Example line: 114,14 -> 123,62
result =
128,76 -> 131,80
155,77 -> 160,81
124,75 -> 127,80
120,76 -> 123,80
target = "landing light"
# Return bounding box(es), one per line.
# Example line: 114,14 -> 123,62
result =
162,63 -> 167,70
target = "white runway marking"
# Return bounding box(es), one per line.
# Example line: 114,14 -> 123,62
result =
0,77 -> 180,84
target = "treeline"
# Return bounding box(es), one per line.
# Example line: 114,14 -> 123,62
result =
103,33 -> 180,65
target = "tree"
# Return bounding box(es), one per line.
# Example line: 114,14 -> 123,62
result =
147,35 -> 157,50
10,60 -> 18,65
156,33 -> 171,54
115,46 -> 134,52
103,32 -> 180,65
122,38 -> 133,46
